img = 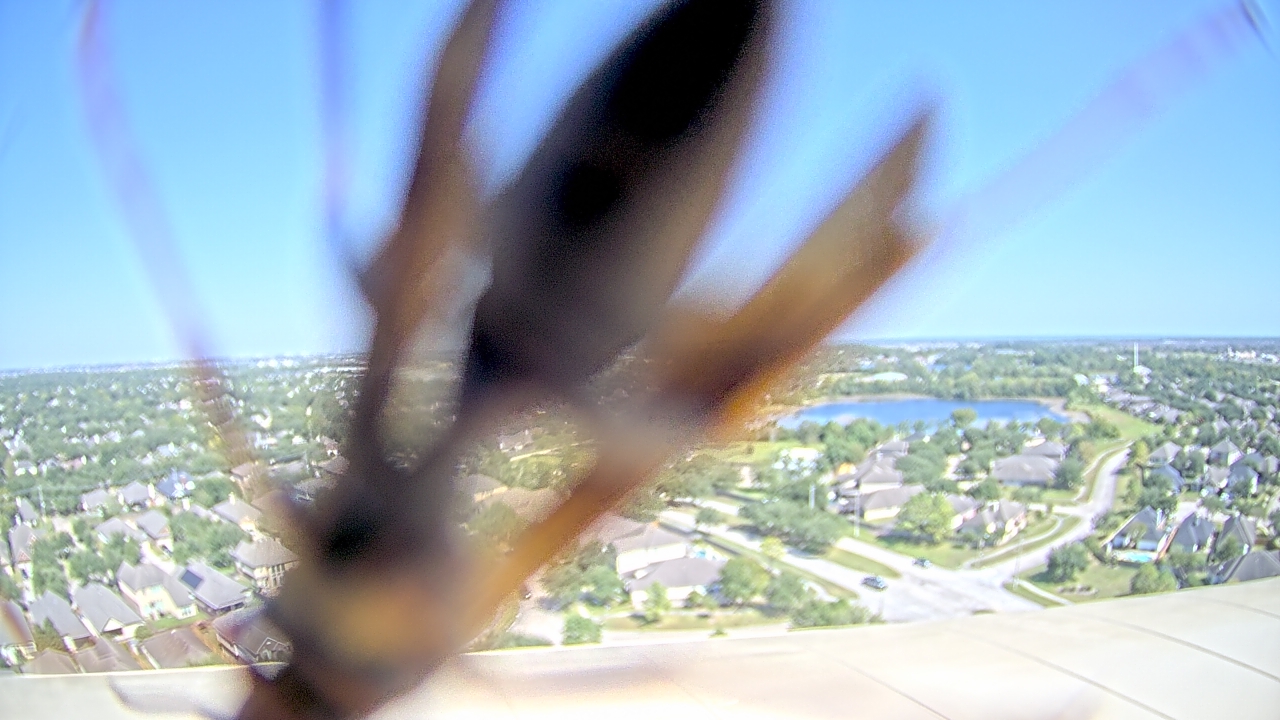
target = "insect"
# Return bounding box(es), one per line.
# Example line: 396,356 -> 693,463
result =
72,0 -> 1265,718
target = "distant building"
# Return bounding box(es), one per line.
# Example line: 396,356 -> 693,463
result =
139,627 -> 218,669
94,517 -> 146,545
213,495 -> 262,534
497,429 -> 533,453
156,470 -> 195,505
117,561 -> 197,620
134,510 -> 173,553
458,474 -> 505,503
29,591 -> 93,652
118,481 -> 154,509
625,556 -> 725,608
846,484 -> 925,523
176,562 -> 251,613
1023,441 -> 1067,461
15,497 -> 39,525
1169,514 -> 1215,554
1210,550 -> 1280,585
612,525 -> 688,575
73,636 -> 141,673
211,608 -> 291,664
231,537 -> 298,594
80,488 -> 111,514
991,454 -> 1059,487
957,501 -> 1028,546
20,649 -> 79,675
8,524 -> 40,580
72,584 -> 144,641
0,599 -> 36,666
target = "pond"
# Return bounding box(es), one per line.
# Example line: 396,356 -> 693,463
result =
780,398 -> 1066,429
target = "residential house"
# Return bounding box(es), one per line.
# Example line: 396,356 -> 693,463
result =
80,488 -> 111,514
957,501 -> 1028,546
581,514 -> 646,547
73,636 -> 141,672
0,540 -> 8,575
1210,550 -> 1280,584
117,561 -> 197,620
1218,515 -> 1257,554
458,474 -> 505,503
28,591 -> 93,651
118,481 -> 154,509
625,556 -> 725,607
1226,463 -> 1259,496
213,495 -> 263,534
135,510 -> 173,553
176,561 -> 251,613
211,608 -> 292,663
95,517 -> 146,545
72,583 -> 144,641
290,476 -> 335,504
497,429 -> 533,453
231,537 -> 299,594
846,484 -> 925,523
156,470 -> 195,506
8,524 -> 39,580
139,627 -> 217,669
875,440 -> 910,458
1201,466 -> 1230,493
612,525 -> 688,575
851,458 -> 905,491
1208,440 -> 1242,467
20,649 -> 79,675
15,497 -> 39,525
1148,464 -> 1186,494
1024,441 -> 1067,461
1169,514 -> 1215,554
991,454 -> 1059,487
1108,506 -> 1169,556
1148,441 -> 1182,467
0,599 -> 36,666
945,494 -> 980,529
477,487 -> 561,523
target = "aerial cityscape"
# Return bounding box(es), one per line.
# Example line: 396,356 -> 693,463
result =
2,339 -> 1277,672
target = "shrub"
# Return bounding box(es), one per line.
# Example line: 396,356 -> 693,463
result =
562,616 -> 602,645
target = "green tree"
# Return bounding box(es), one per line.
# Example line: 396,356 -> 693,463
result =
469,502 -> 525,547
718,557 -> 769,607
33,621 -> 62,652
694,507 -> 725,531
1045,543 -> 1089,582
1129,563 -> 1178,595
1209,535 -> 1244,565
0,570 -> 19,601
789,598 -> 871,628
32,562 -> 69,599
68,549 -> 110,585
760,536 -> 786,562
642,582 -> 671,623
765,572 -> 809,611
1054,457 -> 1084,490
562,615 -> 602,645
895,493 -> 954,544
967,477 -> 1002,502
580,565 -> 625,606
950,408 -> 977,429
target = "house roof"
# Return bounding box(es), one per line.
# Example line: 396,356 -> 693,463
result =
1148,441 -> 1182,466
0,599 -> 34,648
15,497 -> 39,524
581,514 -> 647,546
1214,550 -> 1280,584
1202,466 -> 1231,489
1023,441 -> 1066,459
135,510 -> 170,540
213,496 -> 262,527
1115,506 -> 1165,544
946,494 -> 978,516
116,561 -> 195,609
231,537 -> 298,569
1220,515 -> 1257,548
1170,515 -> 1215,552
156,471 -> 194,499
854,462 -> 905,488
859,484 -> 924,511
478,488 -> 561,522
1149,464 -> 1185,492
72,583 -> 143,634
81,488 -> 111,510
20,649 -> 79,675
9,524 -> 40,564
94,517 -> 145,543
74,636 -> 141,673
958,501 -> 1027,535
991,454 -> 1059,483
612,525 -> 687,554
459,474 -> 503,496
626,556 -> 725,592
119,481 -> 151,506
29,591 -> 91,640
177,562 -> 251,612
211,607 -> 290,658
1210,440 -> 1240,456
140,627 -> 216,669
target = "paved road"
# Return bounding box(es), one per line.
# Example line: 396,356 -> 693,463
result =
662,511 -> 1041,623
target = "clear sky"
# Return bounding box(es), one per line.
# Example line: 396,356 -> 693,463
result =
1,1 -> 1278,371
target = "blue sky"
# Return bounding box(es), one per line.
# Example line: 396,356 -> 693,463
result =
1,1 -> 1277,370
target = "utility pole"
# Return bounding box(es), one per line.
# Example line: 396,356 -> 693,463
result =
854,492 -> 862,537
809,483 -> 816,510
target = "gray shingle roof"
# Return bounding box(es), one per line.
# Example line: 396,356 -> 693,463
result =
140,627 -> 216,669
15,497 -> 39,524
156,470 -> 194,500
72,583 -> 143,634
211,607 -> 291,662
177,561 -> 250,612
991,454 -> 1059,484
29,591 -> 91,641
94,517 -> 145,543
9,524 -> 40,564
135,510 -> 170,540
212,496 -> 262,527
611,525 -> 687,554
119,481 -> 151,506
859,484 -> 924,511
0,599 -> 34,648
81,488 -> 110,510
231,537 -> 298,569
1214,550 -> 1280,584
1170,514 -> 1215,552
116,561 -> 195,609
626,556 -> 725,592
20,649 -> 79,675
73,636 -> 141,672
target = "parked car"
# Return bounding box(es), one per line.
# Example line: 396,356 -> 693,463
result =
863,575 -> 888,590
913,558 -> 933,568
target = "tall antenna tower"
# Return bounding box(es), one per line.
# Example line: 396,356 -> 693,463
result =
1133,342 -> 1139,372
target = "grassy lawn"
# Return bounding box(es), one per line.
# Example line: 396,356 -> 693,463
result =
823,547 -> 901,579
970,516 -> 1083,569
865,535 -> 979,569
1023,559 -> 1138,603
146,612 -> 208,633
698,440 -> 805,465
701,535 -> 858,600
1077,404 -> 1158,442
1003,580 -> 1065,608
603,607 -> 778,632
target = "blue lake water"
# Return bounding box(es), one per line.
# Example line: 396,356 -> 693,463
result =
780,398 -> 1066,429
